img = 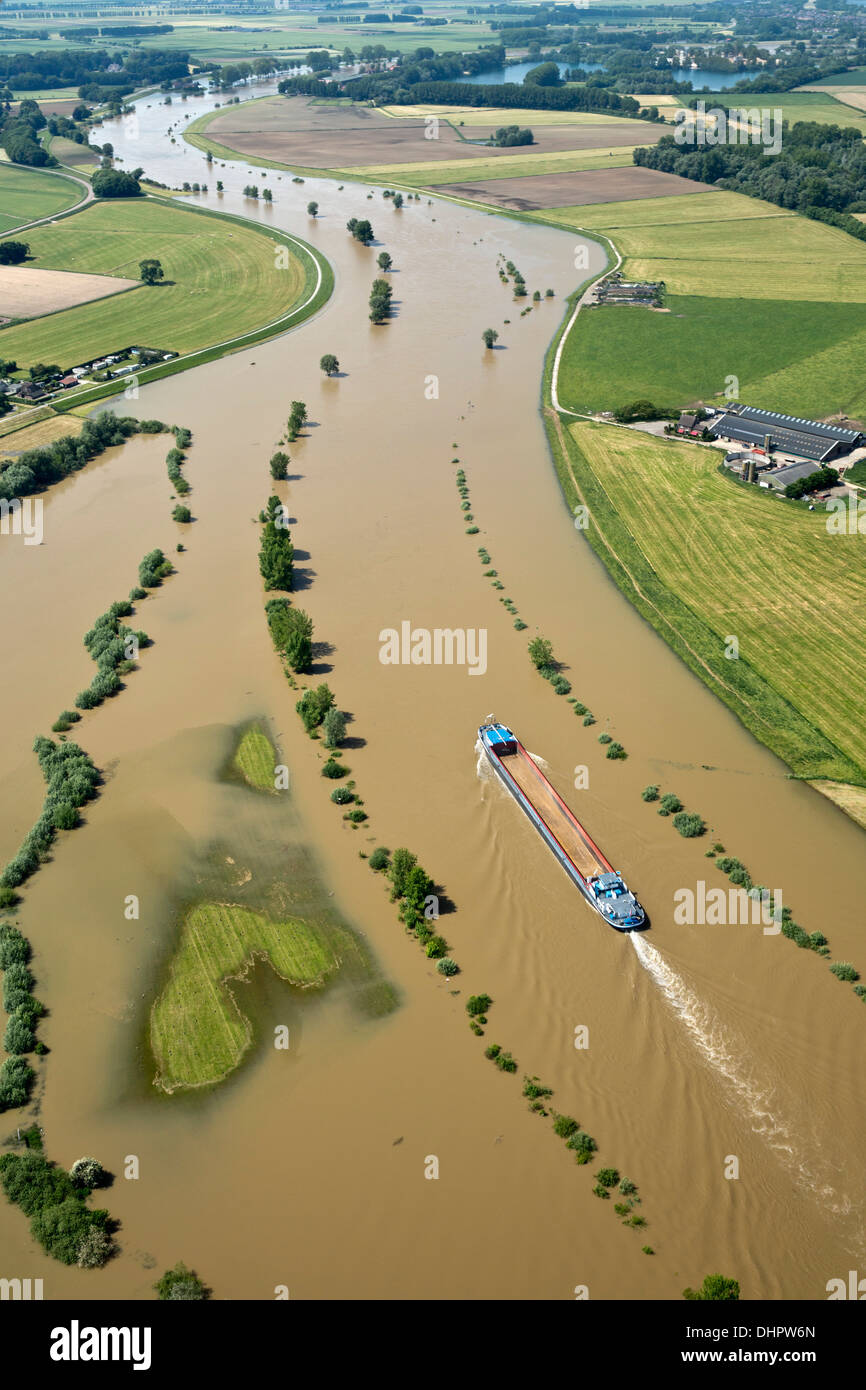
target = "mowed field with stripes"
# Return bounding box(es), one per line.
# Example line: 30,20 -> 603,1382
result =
563,422 -> 866,788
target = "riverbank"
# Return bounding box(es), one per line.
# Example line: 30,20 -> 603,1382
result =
0,187 -> 334,429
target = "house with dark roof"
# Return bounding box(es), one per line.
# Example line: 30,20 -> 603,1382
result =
707,403 -> 862,463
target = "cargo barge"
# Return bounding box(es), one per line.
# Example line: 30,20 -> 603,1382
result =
479,718 -> 646,931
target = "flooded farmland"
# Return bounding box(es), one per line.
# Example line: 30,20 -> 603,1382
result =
0,85 -> 864,1301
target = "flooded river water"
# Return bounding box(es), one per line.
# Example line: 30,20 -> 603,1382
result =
0,83 -> 863,1300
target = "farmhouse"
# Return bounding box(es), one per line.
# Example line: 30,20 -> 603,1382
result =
708,403 -> 863,463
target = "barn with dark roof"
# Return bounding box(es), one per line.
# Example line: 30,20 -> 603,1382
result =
707,404 -> 862,463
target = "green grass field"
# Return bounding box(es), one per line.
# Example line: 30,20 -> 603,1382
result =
558,294 -> 866,419
231,723 -> 277,793
0,197 -> 308,368
551,421 -> 866,787
150,902 -> 340,1090
538,191 -> 866,301
344,145 -> 636,185
713,91 -> 866,133
0,163 -> 84,233
546,190 -> 866,417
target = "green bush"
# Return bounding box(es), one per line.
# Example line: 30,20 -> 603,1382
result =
552,1114 -> 579,1140
322,759 -> 348,779
467,994 -> 492,1018
658,793 -> 682,816
523,1076 -> 553,1102
154,1261 -> 208,1300
566,1131 -> 597,1163
606,742 -> 627,760
3,1012 -> 35,1055
368,847 -> 390,872
0,1056 -> 35,1110
436,958 -> 459,976
172,504 -> 192,523
330,787 -> 354,805
296,684 -> 334,733
673,811 -> 704,838
596,1168 -> 620,1188
0,925 -> 30,968
424,935 -> 447,958
642,785 -> 659,802
683,1274 -> 740,1302
829,961 -> 859,983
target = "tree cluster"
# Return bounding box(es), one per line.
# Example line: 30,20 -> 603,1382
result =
259,496 -> 294,592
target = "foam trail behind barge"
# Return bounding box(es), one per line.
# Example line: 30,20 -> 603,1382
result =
630,933 -> 854,1223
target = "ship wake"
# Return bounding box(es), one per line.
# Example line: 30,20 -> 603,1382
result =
629,933 -> 855,1225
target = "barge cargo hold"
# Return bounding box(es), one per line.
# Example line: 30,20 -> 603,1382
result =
479,718 -> 646,931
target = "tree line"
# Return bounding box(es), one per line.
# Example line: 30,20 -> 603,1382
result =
0,413 -> 170,504
634,120 -> 866,241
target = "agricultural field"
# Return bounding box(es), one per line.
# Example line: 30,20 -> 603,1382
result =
715,90 -> 866,134
48,135 -> 99,170
349,146 -> 639,187
0,264 -> 137,320
377,105 -> 659,126
557,294 -> 866,420
0,410 -> 82,455
0,197 -> 308,369
557,421 -> 866,787
542,191 -> 866,301
0,162 -> 84,233
150,902 -> 340,1091
194,96 -> 665,176
0,14 -> 496,63
436,165 -> 710,211
549,190 -> 866,417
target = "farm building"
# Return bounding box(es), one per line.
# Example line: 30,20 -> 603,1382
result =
760,461 -> 830,492
708,404 -> 862,463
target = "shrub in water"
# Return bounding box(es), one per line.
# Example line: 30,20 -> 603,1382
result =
436,958 -> 459,977
467,994 -> 491,1018
368,847 -> 390,872
829,961 -> 859,982
673,811 -> 704,838
658,793 -> 682,816
321,760 -> 348,779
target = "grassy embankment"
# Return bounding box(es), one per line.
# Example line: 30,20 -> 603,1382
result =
0,193 -> 333,420
539,190 -> 866,419
543,417 -> 866,805
0,162 -> 85,233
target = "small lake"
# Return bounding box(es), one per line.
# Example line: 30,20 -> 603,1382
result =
668,67 -> 752,90
464,60 -> 756,93
464,60 -> 604,85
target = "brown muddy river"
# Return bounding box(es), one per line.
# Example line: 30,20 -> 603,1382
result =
0,84 -> 864,1301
